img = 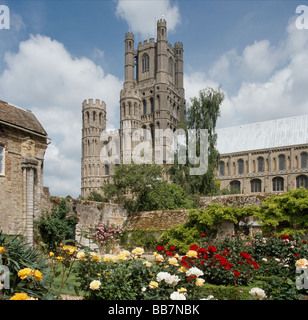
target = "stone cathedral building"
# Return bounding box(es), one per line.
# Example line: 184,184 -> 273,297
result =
81,19 -> 186,198
81,19 -> 308,199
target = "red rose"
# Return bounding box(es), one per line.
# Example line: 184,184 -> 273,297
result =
169,246 -> 176,251
157,245 -> 164,251
233,271 -> 240,277
200,233 -> 206,237
164,250 -> 173,256
190,244 -> 199,251
208,246 -> 217,253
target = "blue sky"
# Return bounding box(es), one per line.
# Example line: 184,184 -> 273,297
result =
0,0 -> 307,197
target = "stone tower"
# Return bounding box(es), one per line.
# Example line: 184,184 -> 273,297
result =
120,19 -> 186,163
81,99 -> 108,199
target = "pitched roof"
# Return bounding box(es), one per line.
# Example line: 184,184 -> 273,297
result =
216,114 -> 308,154
0,100 -> 47,136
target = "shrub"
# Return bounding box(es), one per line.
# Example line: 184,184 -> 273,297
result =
0,232 -> 53,300
255,188 -> 308,234
36,198 -> 77,252
82,221 -> 124,254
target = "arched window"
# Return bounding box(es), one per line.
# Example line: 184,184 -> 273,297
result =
230,180 -> 241,193
142,54 -> 149,72
296,175 -> 308,188
150,98 -> 154,113
86,112 -> 90,125
99,112 -> 102,126
301,152 -> 308,169
238,159 -> 244,174
257,157 -> 264,173
273,177 -> 284,191
93,111 -> 96,125
219,161 -> 225,176
143,100 -> 147,115
278,154 -> 285,171
251,179 -> 262,193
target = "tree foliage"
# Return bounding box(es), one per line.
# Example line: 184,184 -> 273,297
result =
102,163 -> 194,212
169,86 -> 224,196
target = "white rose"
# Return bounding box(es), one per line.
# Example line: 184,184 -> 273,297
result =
249,287 -> 267,300
186,267 -> 204,277
170,292 -> 186,300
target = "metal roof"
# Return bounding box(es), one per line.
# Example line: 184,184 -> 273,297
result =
216,114 -> 308,154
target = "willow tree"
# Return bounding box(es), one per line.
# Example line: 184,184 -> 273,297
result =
169,86 -> 224,195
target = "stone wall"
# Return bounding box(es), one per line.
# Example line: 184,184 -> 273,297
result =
40,193 -> 128,247
124,209 -> 190,231
199,192 -> 282,209
122,193 -> 279,238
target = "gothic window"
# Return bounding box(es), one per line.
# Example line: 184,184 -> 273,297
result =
273,177 -> 284,192
142,125 -> 147,140
168,58 -> 174,77
142,54 -> 149,72
0,146 -> 5,175
86,112 -> 90,125
257,157 -> 264,172
238,159 -> 244,174
251,179 -> 262,193
143,100 -> 147,115
105,164 -> 110,176
301,152 -> 308,169
156,95 -> 160,110
278,154 -> 285,171
230,180 -> 241,193
296,175 -> 308,189
93,112 -> 96,125
150,98 -> 154,113
99,112 -> 102,126
219,161 -> 225,176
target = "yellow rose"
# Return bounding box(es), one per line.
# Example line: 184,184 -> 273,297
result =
33,270 -> 43,282
178,266 -> 187,273
10,293 -> 30,300
91,254 -> 101,262
155,254 -> 164,262
196,278 -> 205,287
49,252 -> 54,257
89,280 -> 101,290
56,256 -> 63,262
62,245 -> 78,255
168,257 -> 179,266
149,281 -> 158,289
186,250 -> 198,258
77,251 -> 86,260
177,287 -> 187,294
0,247 -> 4,254
143,261 -> 152,267
132,247 -> 144,256
18,268 -> 34,280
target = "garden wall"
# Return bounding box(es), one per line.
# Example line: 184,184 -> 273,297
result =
40,192 -> 128,247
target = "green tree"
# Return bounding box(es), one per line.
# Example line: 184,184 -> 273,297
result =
169,86 -> 224,195
36,199 -> 76,252
254,188 -> 308,234
102,163 -> 194,212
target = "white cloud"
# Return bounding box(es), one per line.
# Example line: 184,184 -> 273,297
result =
115,0 -> 180,38
189,16 -> 308,128
0,34 -> 122,197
